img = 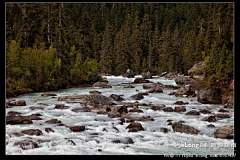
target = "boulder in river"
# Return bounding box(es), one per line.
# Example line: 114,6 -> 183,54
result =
215,114 -> 230,118
58,94 -> 114,105
21,129 -> 43,136
130,93 -> 145,100
109,94 -> 124,101
175,85 -> 196,97
163,107 -> 173,112
69,126 -> 85,132
172,122 -> 199,134
202,116 -> 216,122
141,71 -> 152,79
218,109 -> 229,113
185,110 -> 200,115
174,106 -> 186,112
45,128 -> 55,133
123,69 -> 135,78
174,76 -> 197,86
45,119 -> 62,124
92,82 -> 112,89
9,100 -> 26,106
134,77 -> 150,83
6,116 -> 33,125
126,122 -> 145,132
174,101 -> 189,105
148,83 -> 163,93
14,140 -> 39,150
197,88 -> 222,104
41,92 -> 57,97
214,125 -> 234,139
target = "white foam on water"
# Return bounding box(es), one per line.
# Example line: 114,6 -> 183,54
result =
6,76 -> 234,155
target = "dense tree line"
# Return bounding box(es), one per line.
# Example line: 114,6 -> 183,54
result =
6,3 -> 233,97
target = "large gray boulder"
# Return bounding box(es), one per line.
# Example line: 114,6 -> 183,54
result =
174,76 -> 197,86
123,69 -> 135,78
141,71 -> 152,79
197,88 -> 222,104
165,72 -> 178,79
172,122 -> 199,134
175,85 -> 196,97
188,61 -> 205,80
214,125 -> 234,139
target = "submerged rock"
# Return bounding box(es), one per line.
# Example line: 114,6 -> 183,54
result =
172,122 -> 199,134
126,122 -> 145,132
214,125 -> 234,139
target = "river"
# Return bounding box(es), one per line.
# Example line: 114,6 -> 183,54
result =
6,76 -> 234,155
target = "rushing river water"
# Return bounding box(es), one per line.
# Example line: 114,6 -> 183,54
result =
6,76 -> 234,155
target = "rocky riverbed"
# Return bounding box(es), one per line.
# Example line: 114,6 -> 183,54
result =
6,75 -> 234,155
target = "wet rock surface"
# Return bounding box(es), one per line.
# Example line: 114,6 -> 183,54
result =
172,122 -> 199,134
14,140 -> 39,150
21,129 -> 43,136
126,122 -> 145,132
214,125 -> 234,139
41,92 -> 57,97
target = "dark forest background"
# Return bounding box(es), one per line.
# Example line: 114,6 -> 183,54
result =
6,3 -> 233,97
